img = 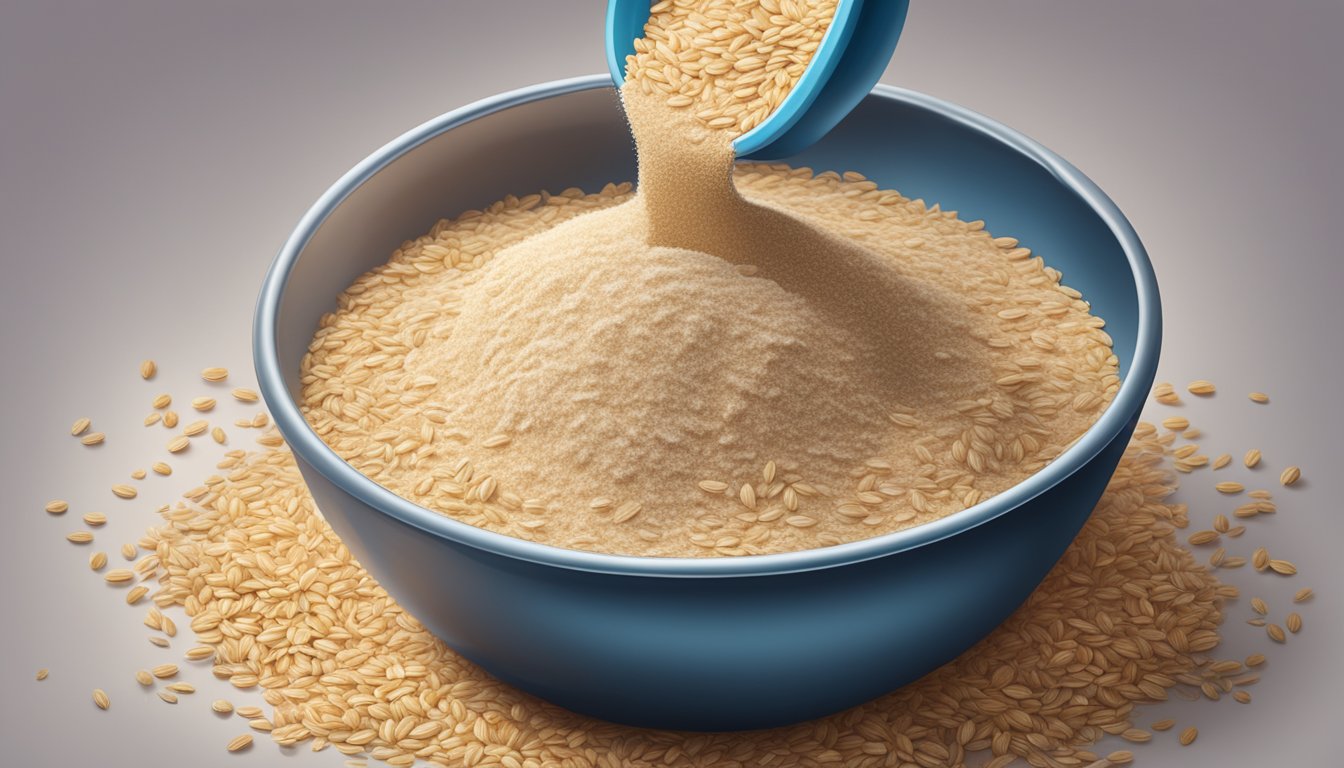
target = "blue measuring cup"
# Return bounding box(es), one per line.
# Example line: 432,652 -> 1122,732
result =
605,0 -> 909,160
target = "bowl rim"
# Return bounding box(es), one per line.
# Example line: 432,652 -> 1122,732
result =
254,73 -> 1161,579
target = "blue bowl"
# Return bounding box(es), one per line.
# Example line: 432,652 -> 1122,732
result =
254,75 -> 1160,731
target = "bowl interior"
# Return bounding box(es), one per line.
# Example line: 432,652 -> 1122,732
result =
263,77 -> 1153,574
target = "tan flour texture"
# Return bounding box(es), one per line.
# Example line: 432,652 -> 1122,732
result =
299,84 -> 1117,556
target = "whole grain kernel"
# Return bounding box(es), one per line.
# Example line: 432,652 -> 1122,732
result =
1268,559 -> 1297,576
1186,530 -> 1219,545
191,397 -> 216,412
1267,624 -> 1286,643
185,646 -> 214,661
1250,596 -> 1268,615
80,431 -> 106,446
103,569 -> 134,584
44,500 -> 68,515
1150,719 -> 1176,732
130,468 -> 146,480
1215,481 -> 1244,494
70,417 -> 92,436
152,664 -> 178,679
1245,653 -> 1267,667
82,512 -> 107,526
1248,391 -> 1269,403
1243,449 -> 1261,468
231,387 -> 259,403
1179,727 -> 1198,746
1279,466 -> 1301,486
152,462 -> 172,476
158,690 -> 179,704
227,734 -> 253,752
36,668 -> 49,681
167,436 -> 190,453
89,551 -> 107,571
136,670 -> 153,686
111,484 -> 137,499
163,411 -> 179,428
1294,587 -> 1314,603
212,427 -> 227,444
1252,547 -> 1269,570
183,420 -> 208,437
1212,453 -> 1231,469
1233,690 -> 1251,703
140,360 -> 156,379
212,699 -> 234,714
1286,612 -> 1302,633
66,531 -> 93,544
201,367 -> 229,382
1187,380 -> 1216,395
152,393 -> 172,409
93,688 -> 110,710
125,585 -> 148,605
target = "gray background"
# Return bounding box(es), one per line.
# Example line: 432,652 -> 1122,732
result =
1,1 -> 1340,765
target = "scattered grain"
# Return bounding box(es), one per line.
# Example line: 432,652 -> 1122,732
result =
231,387 -> 259,403
103,569 -> 134,584
1243,449 -> 1261,468
1268,559 -> 1297,576
1179,727 -> 1198,746
201,367 -> 229,382
226,734 -> 253,753
140,360 -> 156,379
111,484 -> 137,499
71,417 -> 91,436
1248,392 -> 1269,404
1279,466 -> 1301,486
44,500 -> 68,515
191,397 -> 216,412
1187,380 -> 1216,395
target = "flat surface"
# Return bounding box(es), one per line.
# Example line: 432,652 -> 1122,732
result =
1,1 -> 1340,765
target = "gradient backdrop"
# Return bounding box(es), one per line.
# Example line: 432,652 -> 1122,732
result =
2,1 -> 1340,765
